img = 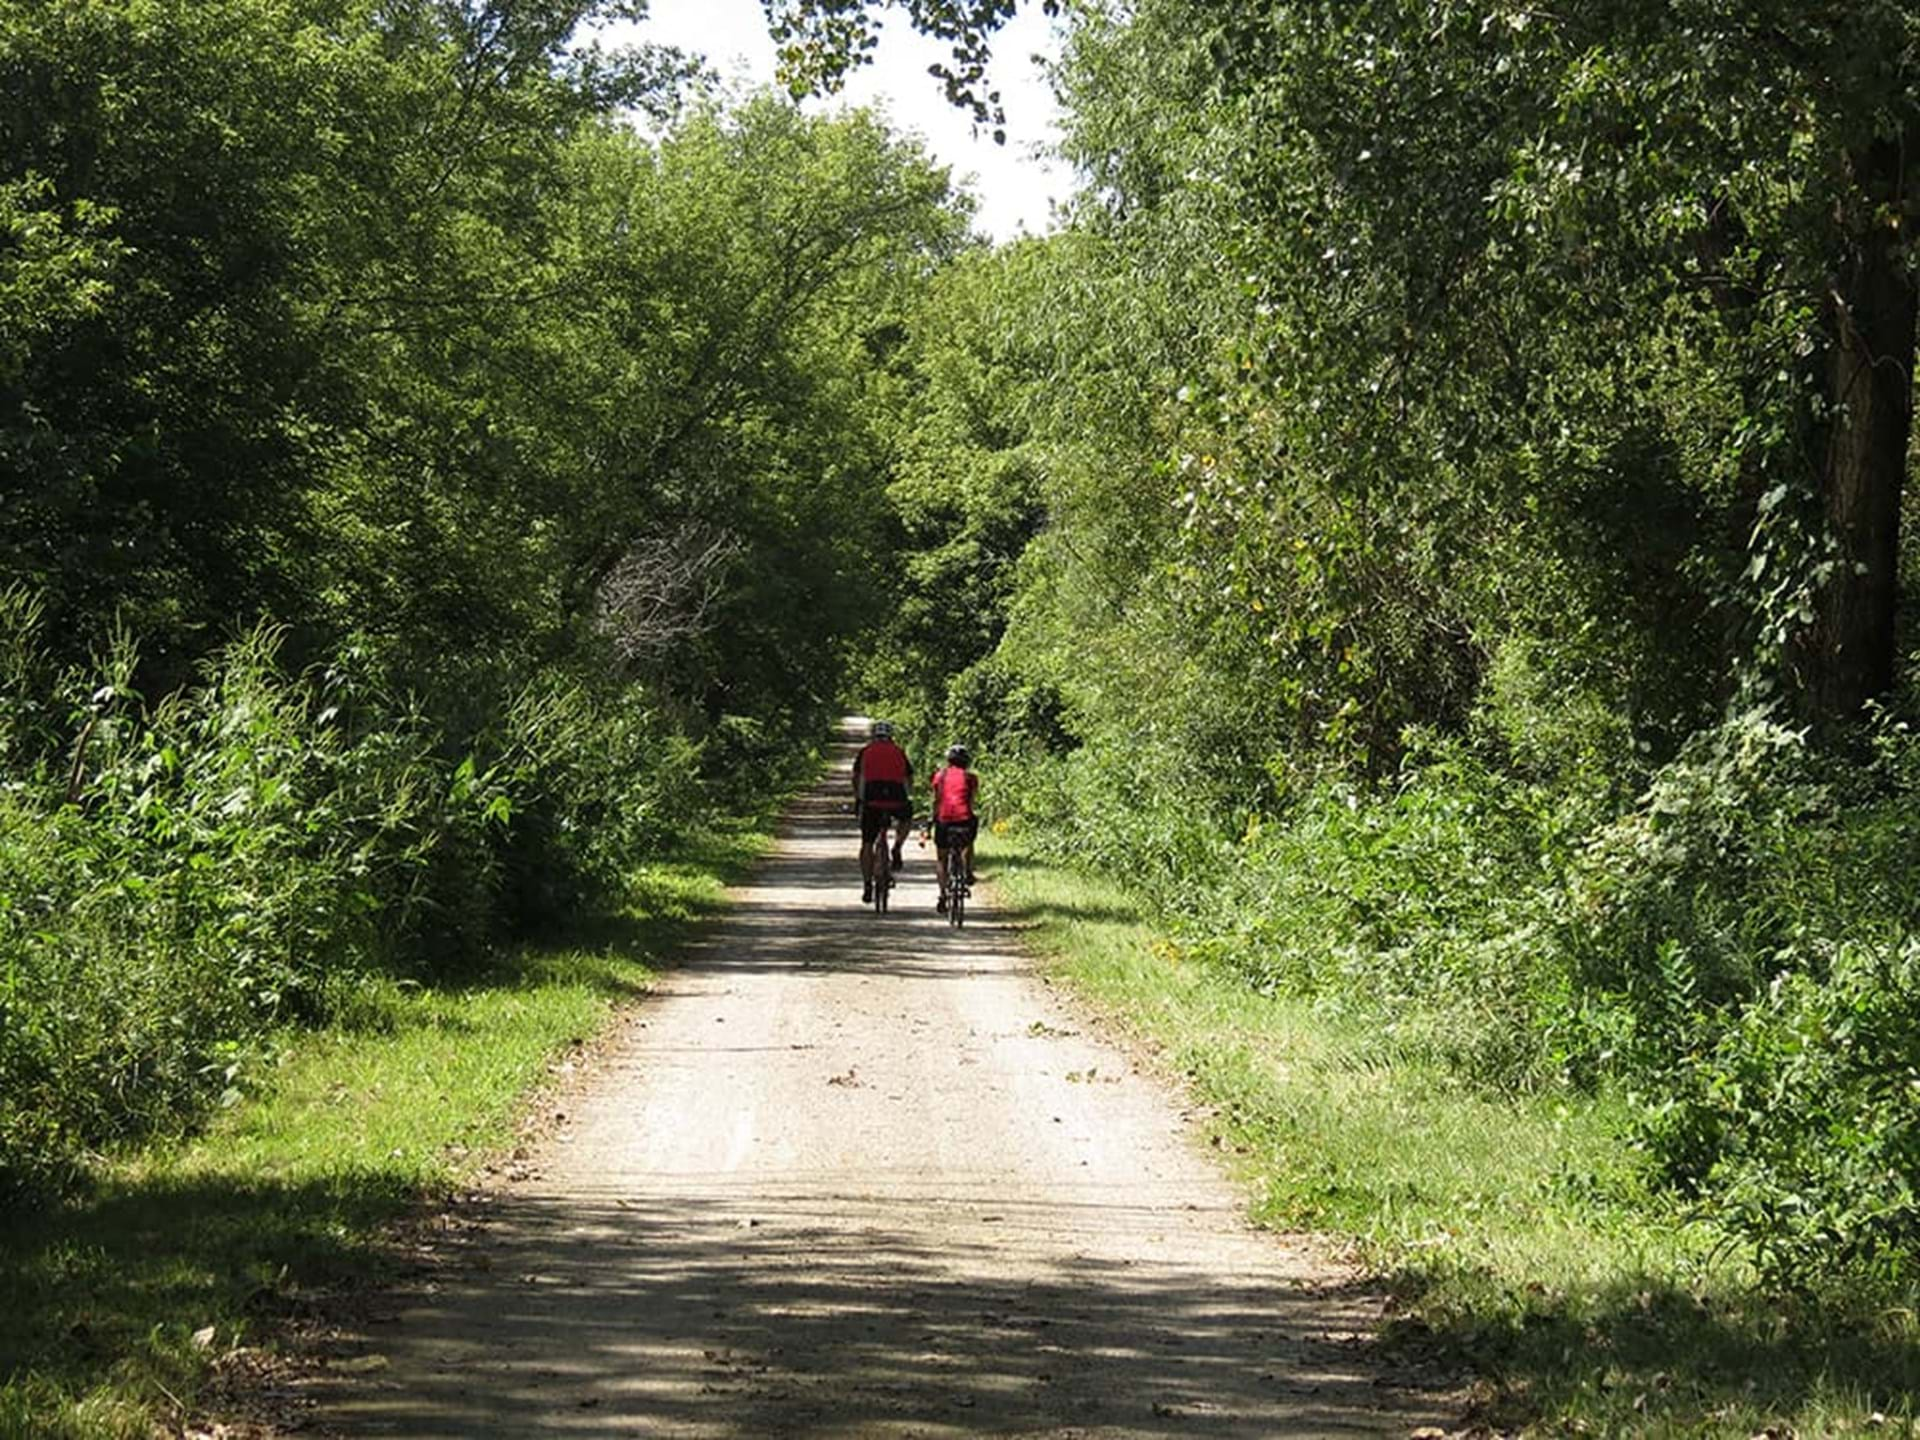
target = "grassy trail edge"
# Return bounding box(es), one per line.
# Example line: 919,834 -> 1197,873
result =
983,828 -> 1920,1439
0,817 -> 780,1440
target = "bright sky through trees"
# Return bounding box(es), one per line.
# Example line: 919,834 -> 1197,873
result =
625,0 -> 1068,241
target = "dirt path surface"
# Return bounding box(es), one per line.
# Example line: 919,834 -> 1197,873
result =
314,732 -> 1451,1437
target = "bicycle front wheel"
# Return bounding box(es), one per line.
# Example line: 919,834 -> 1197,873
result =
946,846 -> 965,927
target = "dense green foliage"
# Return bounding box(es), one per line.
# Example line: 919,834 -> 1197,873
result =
1,0 -> 965,1194
8,0 -> 1920,1364
862,0 -> 1920,1298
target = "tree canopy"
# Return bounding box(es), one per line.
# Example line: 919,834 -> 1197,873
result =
0,0 -> 969,1196
851,0 -> 1920,1301
6,0 -> 1920,1346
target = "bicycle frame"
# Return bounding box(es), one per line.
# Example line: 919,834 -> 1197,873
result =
869,820 -> 894,914
939,830 -> 969,926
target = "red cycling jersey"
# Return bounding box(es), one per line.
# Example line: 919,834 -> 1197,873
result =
930,765 -> 977,823
855,739 -> 912,810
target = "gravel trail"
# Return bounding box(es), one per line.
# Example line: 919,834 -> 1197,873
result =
316,732 -> 1451,1437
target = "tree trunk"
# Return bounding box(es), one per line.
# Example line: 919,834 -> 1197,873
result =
1798,132 -> 1919,722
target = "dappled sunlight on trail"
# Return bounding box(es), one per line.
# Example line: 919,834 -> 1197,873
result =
315,728 -> 1452,1436
320,1192 -> 1424,1437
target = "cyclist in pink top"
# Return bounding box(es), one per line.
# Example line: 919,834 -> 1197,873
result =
929,744 -> 978,914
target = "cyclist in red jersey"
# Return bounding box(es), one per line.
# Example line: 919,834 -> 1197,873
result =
929,743 -> 979,913
851,720 -> 914,903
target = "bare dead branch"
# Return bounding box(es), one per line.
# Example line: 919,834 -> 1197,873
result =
592,525 -> 741,666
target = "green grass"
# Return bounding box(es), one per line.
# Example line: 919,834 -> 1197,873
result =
0,821 -> 771,1440
983,829 -> 1920,1438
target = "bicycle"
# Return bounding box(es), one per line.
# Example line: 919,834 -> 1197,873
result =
935,824 -> 972,927
866,810 -> 899,915
867,814 -> 910,913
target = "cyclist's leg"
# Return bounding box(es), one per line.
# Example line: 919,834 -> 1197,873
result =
891,812 -> 909,868
933,821 -> 950,909
858,807 -> 879,897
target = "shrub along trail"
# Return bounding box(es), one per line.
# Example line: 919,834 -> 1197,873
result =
308,733 -> 1453,1437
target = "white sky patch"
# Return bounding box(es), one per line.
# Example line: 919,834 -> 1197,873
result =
606,0 -> 1070,243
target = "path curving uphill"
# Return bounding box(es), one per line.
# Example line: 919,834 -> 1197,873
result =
315,727 -> 1452,1437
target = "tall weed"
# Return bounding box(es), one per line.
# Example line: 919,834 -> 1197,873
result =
0,612 -> 723,1196
482,678 -> 702,929
987,703 -> 1920,1290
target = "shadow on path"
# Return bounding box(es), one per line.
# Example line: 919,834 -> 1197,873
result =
310,729 -> 1455,1437
323,1191 -> 1437,1437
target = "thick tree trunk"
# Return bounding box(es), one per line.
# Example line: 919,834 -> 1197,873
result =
1798,133 -> 1918,721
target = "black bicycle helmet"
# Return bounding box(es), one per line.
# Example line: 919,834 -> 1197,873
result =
946,743 -> 972,767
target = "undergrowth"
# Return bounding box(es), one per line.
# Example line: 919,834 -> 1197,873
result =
986,831 -> 1920,1437
0,820 -> 771,1439
987,700 -> 1920,1296
0,588 -> 790,1197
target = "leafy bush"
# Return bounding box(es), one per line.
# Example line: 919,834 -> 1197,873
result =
998,734 -> 1236,911
0,612 -> 731,1197
484,680 -> 703,930
987,695 -> 1920,1289
1642,938 -> 1920,1287
1203,756 -> 1579,1080
1561,709 -> 1825,1023
0,626 -> 468,1190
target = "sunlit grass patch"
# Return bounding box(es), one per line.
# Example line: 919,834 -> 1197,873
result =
983,830 -> 1920,1438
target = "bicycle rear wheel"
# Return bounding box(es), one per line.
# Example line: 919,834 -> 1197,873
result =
872,829 -> 892,915
945,843 -> 965,927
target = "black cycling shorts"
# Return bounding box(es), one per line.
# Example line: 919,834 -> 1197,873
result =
934,819 -> 978,849
861,805 -> 909,843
